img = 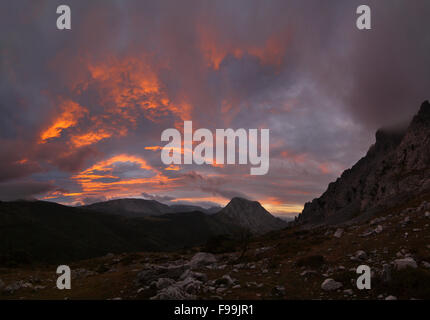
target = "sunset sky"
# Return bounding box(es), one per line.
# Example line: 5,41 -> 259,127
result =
1,0 -> 429,216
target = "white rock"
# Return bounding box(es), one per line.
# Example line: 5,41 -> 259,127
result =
422,261 -> 430,269
188,252 -> 217,269
333,228 -> 344,238
375,225 -> 383,233
321,278 -> 342,291
385,295 -> 397,300
393,257 -> 417,270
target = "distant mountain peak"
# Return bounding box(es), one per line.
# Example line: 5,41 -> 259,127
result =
82,198 -> 221,217
216,197 -> 287,234
227,197 -> 260,206
81,198 -> 173,217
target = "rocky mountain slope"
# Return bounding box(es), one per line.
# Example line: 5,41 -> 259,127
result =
298,101 -> 430,226
215,198 -> 288,234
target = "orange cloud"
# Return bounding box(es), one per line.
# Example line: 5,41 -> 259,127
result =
40,100 -> 87,143
85,56 -> 192,122
70,129 -> 113,148
71,154 -> 171,197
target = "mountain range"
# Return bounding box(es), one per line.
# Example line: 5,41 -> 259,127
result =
0,197 -> 286,265
81,199 -> 221,217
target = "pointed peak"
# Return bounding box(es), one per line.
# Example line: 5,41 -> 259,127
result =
417,99 -> 430,117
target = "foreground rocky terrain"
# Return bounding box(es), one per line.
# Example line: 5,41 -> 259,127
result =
1,195 -> 429,300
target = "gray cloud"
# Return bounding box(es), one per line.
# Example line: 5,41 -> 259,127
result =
141,192 -> 176,202
0,180 -> 57,201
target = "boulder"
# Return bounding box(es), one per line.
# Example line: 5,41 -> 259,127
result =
333,228 -> 343,238
321,278 -> 342,291
188,252 -> 217,269
393,257 -> 417,270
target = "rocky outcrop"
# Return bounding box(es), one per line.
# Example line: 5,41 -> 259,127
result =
215,197 -> 288,234
298,101 -> 430,225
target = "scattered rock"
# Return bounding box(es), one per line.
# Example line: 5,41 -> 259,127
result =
321,278 -> 342,291
136,264 -> 189,285
3,281 -> 33,293
72,268 -> 96,279
179,270 -> 207,282
375,225 -> 383,234
333,228 -> 344,238
255,247 -> 272,254
355,250 -> 368,260
272,285 -> 286,296
151,285 -> 195,300
360,230 -> 374,237
150,278 -> 175,290
421,261 -> 430,269
393,257 -> 417,270
188,252 -> 217,269
300,270 -> 318,277
215,274 -> 235,287
343,289 -> 353,295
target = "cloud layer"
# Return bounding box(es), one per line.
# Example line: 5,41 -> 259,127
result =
1,0 -> 429,215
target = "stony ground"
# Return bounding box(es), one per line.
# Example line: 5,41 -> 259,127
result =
1,196 -> 430,300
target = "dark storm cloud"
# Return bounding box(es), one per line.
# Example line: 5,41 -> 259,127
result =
0,0 -> 429,211
180,171 -> 249,200
0,180 -> 56,201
